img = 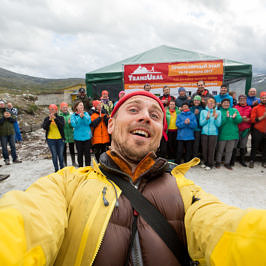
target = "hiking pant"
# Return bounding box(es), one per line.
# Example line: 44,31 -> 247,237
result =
0,134 -> 17,161
250,128 -> 266,162
175,140 -> 194,164
167,130 -> 177,159
63,142 -> 75,165
93,143 -> 108,162
75,139 -> 91,167
201,135 -> 217,167
216,140 -> 237,165
193,131 -> 201,158
47,138 -> 65,172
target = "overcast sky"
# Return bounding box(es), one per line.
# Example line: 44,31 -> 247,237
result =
0,0 -> 265,79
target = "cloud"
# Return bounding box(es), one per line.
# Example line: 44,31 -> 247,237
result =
0,0 -> 265,78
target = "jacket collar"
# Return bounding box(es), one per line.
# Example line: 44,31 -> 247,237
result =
98,149 -> 169,183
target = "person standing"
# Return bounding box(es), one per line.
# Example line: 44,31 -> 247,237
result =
165,99 -> 180,160
143,83 -> 152,92
249,91 -> 266,168
59,102 -> 77,167
71,101 -> 92,167
101,90 -> 113,115
0,110 -> 22,165
234,95 -> 252,166
42,104 -> 65,172
247,88 -> 260,107
215,99 -> 242,170
90,100 -> 110,162
190,95 -> 204,158
114,91 -> 126,107
159,86 -> 175,107
214,84 -> 234,108
175,102 -> 197,164
199,98 -> 221,170
192,80 -> 212,106
6,102 -> 22,142
175,87 -> 191,108
75,87 -> 92,112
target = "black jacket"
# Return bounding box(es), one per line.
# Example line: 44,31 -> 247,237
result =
42,114 -> 65,140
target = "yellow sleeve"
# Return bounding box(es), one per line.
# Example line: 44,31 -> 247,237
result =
0,166 -> 91,265
172,159 -> 266,266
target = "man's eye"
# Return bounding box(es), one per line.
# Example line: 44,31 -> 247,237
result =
151,113 -> 159,119
129,108 -> 137,113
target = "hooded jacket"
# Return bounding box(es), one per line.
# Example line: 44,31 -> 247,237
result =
251,103 -> 266,133
214,93 -> 233,108
234,104 -> 252,132
190,105 -> 204,131
70,111 -> 92,141
0,154 -> 266,265
90,109 -> 110,145
218,107 -> 243,141
200,107 -> 221,135
176,110 -> 197,140
58,111 -> 74,143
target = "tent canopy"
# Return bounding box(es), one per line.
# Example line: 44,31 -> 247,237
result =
86,45 -> 252,99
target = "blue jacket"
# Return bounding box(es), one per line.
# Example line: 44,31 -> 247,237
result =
190,105 -> 204,131
214,93 -> 233,107
176,110 -> 197,140
200,107 -> 221,135
70,112 -> 92,141
247,96 -> 260,106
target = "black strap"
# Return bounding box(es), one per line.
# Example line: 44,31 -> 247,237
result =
100,167 -> 193,266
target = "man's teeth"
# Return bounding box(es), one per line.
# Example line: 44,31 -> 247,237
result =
132,130 -> 149,137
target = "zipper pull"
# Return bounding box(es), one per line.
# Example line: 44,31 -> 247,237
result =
102,186 -> 109,206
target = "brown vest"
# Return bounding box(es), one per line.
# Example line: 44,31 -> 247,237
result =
93,152 -> 187,266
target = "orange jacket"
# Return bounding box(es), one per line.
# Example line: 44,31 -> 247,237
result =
90,110 -> 110,145
251,103 -> 266,133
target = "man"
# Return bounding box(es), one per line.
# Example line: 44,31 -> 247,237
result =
191,80 -> 212,106
175,87 -> 191,108
214,84 -> 233,108
247,87 -> 260,107
0,110 -> 22,165
143,83 -> 151,92
6,102 -> 22,142
75,87 -> 92,112
249,91 -> 266,168
100,90 -> 113,115
0,91 -> 266,265
159,85 -> 175,107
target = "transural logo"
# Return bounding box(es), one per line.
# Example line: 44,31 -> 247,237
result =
128,65 -> 163,81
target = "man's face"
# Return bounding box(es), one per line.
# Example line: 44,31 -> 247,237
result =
239,97 -> 247,106
220,86 -> 227,95
7,103 -> 12,109
163,87 -> 170,96
261,95 -> 266,104
108,95 -> 163,163
248,88 -> 256,97
179,90 -> 186,97
144,85 -> 151,91
169,101 -> 176,110
222,100 -> 230,109
197,81 -> 205,92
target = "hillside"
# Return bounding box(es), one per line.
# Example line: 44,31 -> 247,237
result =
252,74 -> 266,93
0,67 -> 84,94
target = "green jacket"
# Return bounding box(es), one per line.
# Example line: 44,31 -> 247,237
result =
166,107 -> 181,131
59,111 -> 74,143
219,107 -> 243,141
0,114 -> 16,136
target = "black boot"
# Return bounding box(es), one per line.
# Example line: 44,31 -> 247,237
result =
239,148 -> 247,167
230,148 -> 237,166
71,154 -> 78,167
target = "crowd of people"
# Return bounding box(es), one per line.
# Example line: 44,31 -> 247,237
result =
0,83 -> 265,175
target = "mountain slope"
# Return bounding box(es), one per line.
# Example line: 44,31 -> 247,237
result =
0,67 -> 84,94
252,74 -> 266,94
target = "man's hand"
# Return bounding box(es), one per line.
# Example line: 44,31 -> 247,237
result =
3,111 -> 11,118
185,118 -> 190,124
206,111 -> 210,120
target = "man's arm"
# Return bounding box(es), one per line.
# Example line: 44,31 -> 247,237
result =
0,167 -> 90,265
171,159 -> 266,265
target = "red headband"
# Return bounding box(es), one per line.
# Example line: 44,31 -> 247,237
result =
111,91 -> 167,141
49,104 -> 58,111
260,91 -> 266,98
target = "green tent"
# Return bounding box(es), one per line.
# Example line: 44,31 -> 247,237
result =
86,45 -> 252,100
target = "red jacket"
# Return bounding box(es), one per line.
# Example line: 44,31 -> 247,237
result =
250,103 -> 266,133
235,104 -> 252,131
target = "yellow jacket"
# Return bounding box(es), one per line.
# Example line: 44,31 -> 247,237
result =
0,159 -> 265,265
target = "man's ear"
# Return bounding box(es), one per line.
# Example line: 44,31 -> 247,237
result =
108,117 -> 114,134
